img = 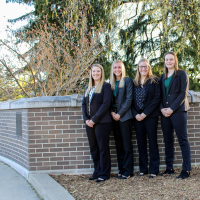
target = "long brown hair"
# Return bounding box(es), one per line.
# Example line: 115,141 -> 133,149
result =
133,58 -> 157,86
85,64 -> 105,97
164,51 -> 179,79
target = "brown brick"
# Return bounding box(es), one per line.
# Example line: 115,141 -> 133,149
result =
188,112 -> 199,116
63,138 -> 76,142
57,143 -> 69,147
36,148 -> 49,153
44,162 -> 57,166
62,112 -> 75,116
70,125 -> 82,129
30,162 -> 42,166
49,130 -> 62,134
29,126 -> 41,130
42,117 -> 54,121
75,112 -> 83,115
29,167 -> 37,171
29,117 -> 41,121
63,147 -> 76,152
42,108 -> 54,112
50,148 -> 62,152
29,122 -> 35,126
64,165 -> 77,169
42,125 -> 55,130
35,130 -> 49,135
69,116 -> 82,120
49,112 -> 61,116
49,121 -> 62,125
29,153 -> 42,158
56,134 -> 69,139
56,125 -> 69,129
43,144 -> 56,148
69,134 -> 83,138
55,116 -> 68,120
76,129 -> 86,133
63,130 -> 75,133
36,121 -> 49,126
29,135 -> 42,139
57,161 -> 70,165
77,156 -> 91,160
70,142 -> 83,147
37,166 -> 51,170
51,166 -> 63,170
37,158 -> 49,162
63,120 -> 76,124
64,157 -> 76,160
29,144 -> 43,149
50,139 -> 62,143
84,160 -> 93,164
77,165 -> 90,169
57,152 -> 70,156
77,138 -> 88,142
30,158 -> 36,162
28,113 -> 34,117
50,157 -> 63,161
77,147 -> 90,151
71,161 -> 83,165
43,153 -> 56,157
36,139 -> 48,144
70,152 -> 83,156
35,113 -> 48,117
43,135 -> 56,139
69,107 -> 81,111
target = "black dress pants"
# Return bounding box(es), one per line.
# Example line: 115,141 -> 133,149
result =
112,119 -> 133,176
134,117 -> 160,175
161,111 -> 191,171
86,122 -> 112,180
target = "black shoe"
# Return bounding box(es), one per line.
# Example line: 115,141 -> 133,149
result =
118,174 -> 133,179
96,178 -> 106,183
88,177 -> 97,180
176,170 -> 190,179
161,169 -> 174,176
149,174 -> 157,179
114,174 -> 122,178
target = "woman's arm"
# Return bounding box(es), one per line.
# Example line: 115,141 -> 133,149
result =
170,70 -> 189,112
82,87 -> 89,123
90,83 -> 112,124
118,77 -> 133,117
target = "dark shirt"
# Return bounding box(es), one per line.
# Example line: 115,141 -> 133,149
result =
135,84 -> 146,110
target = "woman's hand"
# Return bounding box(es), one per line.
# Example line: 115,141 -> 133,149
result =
161,108 -> 173,117
111,112 -> 120,121
140,113 -> 147,120
86,120 -> 94,128
135,114 -> 143,121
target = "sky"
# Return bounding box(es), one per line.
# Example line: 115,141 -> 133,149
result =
0,0 -> 34,39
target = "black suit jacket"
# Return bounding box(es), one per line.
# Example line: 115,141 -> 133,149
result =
82,82 -> 112,124
132,77 -> 161,118
111,77 -> 133,122
160,70 -> 190,112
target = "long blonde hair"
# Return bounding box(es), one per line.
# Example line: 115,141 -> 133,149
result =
85,64 -> 105,97
133,58 -> 157,86
110,60 -> 126,90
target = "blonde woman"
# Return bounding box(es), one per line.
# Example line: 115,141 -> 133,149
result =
132,58 -> 160,178
82,64 -> 112,183
110,60 -> 133,179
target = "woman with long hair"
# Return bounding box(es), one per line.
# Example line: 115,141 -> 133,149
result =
110,60 -> 133,179
82,64 -> 112,182
132,58 -> 160,178
160,51 -> 191,179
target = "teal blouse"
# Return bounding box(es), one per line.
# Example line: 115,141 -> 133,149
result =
164,75 -> 173,102
113,81 -> 119,108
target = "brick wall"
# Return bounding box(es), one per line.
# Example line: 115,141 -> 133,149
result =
0,95 -> 200,175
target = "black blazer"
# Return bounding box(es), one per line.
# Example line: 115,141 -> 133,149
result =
132,77 -> 161,118
111,77 -> 133,122
160,70 -> 190,112
82,82 -> 112,124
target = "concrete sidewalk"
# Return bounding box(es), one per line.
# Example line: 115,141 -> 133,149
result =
0,161 -> 75,200
0,162 -> 41,200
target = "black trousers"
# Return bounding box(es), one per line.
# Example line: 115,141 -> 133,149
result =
86,122 -> 112,179
134,117 -> 160,175
161,111 -> 191,171
112,119 -> 133,176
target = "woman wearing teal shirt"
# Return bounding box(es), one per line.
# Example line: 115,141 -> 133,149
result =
160,51 -> 191,179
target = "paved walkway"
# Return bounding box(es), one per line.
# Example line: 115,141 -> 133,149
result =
0,162 -> 40,200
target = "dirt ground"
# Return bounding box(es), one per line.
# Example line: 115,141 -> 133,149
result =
51,167 -> 200,200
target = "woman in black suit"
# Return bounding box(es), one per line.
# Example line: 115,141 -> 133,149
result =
160,51 -> 191,179
82,64 -> 112,182
132,58 -> 160,178
110,60 -> 133,179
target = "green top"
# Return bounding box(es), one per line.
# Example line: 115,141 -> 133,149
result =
113,81 -> 119,108
164,75 -> 173,102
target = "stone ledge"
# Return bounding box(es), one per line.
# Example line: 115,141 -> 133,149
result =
0,90 -> 199,110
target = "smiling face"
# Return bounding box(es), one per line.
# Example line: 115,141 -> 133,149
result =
92,66 -> 102,82
165,54 -> 175,70
138,61 -> 149,77
113,62 -> 122,79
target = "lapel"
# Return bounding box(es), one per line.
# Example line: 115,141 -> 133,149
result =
90,92 -> 96,104
133,84 -> 140,111
162,74 -> 166,99
168,74 -> 175,93
144,79 -> 150,100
